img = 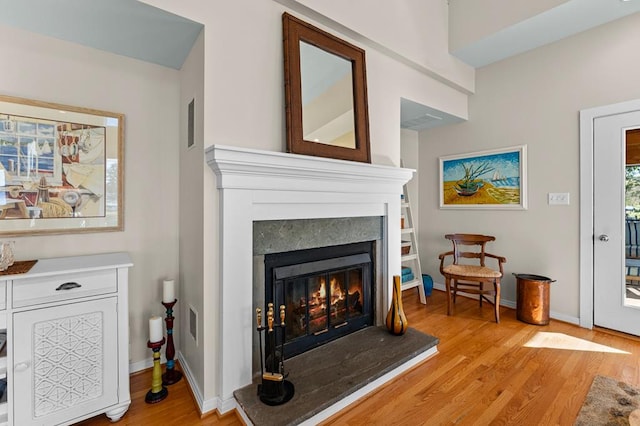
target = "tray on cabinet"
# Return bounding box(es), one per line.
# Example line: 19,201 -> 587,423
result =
0,260 -> 37,276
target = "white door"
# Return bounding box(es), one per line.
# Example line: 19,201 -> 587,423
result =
594,110 -> 640,335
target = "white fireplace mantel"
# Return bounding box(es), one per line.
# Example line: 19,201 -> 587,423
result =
205,144 -> 414,408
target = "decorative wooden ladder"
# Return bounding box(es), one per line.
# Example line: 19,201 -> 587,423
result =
401,183 -> 426,304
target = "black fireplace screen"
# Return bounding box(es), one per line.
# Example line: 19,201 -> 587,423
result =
265,242 -> 374,358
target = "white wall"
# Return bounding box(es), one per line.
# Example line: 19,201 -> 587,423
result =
293,0 -> 474,92
419,12 -> 640,322
449,0 -> 569,51
178,31 -> 206,398
401,129 -> 419,234
0,25 -> 181,364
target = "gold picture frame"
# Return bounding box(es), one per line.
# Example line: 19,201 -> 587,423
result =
0,95 -> 123,235
439,145 -> 527,210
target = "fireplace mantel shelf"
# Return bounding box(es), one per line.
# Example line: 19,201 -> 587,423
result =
206,144 -> 414,193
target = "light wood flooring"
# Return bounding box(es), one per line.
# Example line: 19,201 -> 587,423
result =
80,289 -> 640,425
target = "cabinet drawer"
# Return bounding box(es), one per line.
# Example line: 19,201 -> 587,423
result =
13,269 -> 117,308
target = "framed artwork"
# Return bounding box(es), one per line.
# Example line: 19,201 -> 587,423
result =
0,95 -> 123,235
439,145 -> 527,210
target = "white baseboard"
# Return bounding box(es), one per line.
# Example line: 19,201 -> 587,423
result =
433,282 -> 580,325
129,351 -> 225,415
217,396 -> 238,415
176,351 -> 220,415
548,311 -> 580,325
129,354 -> 166,374
178,353 -> 246,417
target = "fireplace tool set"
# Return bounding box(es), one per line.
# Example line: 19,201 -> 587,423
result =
256,303 -> 295,405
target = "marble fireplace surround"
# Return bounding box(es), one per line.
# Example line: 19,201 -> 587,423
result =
205,144 -> 413,409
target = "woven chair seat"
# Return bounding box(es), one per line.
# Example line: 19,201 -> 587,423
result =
443,264 -> 502,279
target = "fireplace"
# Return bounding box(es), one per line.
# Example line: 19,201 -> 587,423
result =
265,242 -> 374,358
206,144 -> 414,410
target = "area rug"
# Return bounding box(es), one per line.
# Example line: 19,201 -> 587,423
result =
575,375 -> 640,425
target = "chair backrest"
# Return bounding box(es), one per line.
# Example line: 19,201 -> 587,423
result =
445,234 -> 495,267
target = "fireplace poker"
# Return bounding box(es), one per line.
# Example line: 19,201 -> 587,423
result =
256,308 -> 264,378
279,304 -> 286,374
267,303 -> 275,374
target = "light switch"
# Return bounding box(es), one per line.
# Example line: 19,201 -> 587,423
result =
548,192 -> 570,205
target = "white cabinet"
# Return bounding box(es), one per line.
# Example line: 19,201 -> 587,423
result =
0,252 -> 132,426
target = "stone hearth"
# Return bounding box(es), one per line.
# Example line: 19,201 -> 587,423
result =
234,327 -> 439,426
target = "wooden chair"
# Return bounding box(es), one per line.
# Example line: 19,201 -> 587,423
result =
438,234 -> 506,323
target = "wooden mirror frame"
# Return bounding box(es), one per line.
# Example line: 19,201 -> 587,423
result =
283,12 -> 371,163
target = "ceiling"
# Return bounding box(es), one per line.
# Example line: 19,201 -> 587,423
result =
0,0 -> 637,130
451,0 -> 640,68
402,0 -> 640,130
0,0 -> 203,69
400,98 -> 464,131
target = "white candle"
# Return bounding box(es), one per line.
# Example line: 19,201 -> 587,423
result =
162,279 -> 175,303
149,316 -> 163,343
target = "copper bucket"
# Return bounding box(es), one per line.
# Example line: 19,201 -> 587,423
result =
514,273 -> 556,325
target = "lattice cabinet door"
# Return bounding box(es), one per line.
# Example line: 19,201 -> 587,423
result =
13,297 -> 118,426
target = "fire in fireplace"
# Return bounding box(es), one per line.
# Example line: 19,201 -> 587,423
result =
265,241 -> 374,358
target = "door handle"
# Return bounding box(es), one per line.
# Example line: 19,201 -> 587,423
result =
599,234 -> 610,242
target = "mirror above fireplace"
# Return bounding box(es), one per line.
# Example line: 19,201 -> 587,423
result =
282,13 -> 371,163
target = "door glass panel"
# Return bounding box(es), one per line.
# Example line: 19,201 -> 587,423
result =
625,129 -> 640,307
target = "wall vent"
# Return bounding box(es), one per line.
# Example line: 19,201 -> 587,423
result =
401,114 -> 443,130
189,305 -> 198,345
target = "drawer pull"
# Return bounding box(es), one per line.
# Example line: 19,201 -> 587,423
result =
56,282 -> 82,291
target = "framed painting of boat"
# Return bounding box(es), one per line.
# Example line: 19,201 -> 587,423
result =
439,145 -> 527,210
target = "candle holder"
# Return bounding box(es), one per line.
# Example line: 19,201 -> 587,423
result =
162,299 -> 183,385
145,338 -> 168,404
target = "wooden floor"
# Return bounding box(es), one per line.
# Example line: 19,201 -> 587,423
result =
79,289 -> 640,425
